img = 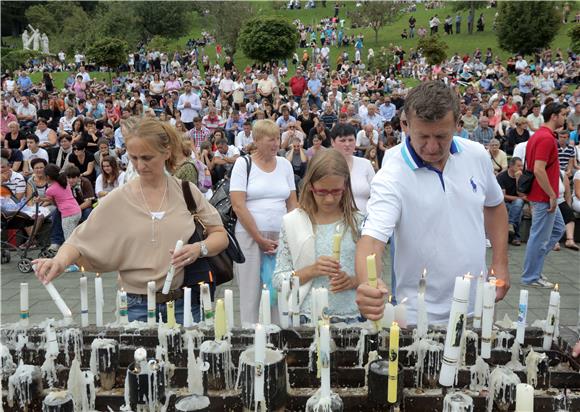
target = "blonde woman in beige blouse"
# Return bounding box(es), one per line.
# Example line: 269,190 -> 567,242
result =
34,118 -> 228,324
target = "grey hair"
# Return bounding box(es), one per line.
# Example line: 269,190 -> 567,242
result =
403,81 -> 460,124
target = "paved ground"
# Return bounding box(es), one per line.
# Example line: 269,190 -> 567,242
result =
1,243 -> 578,329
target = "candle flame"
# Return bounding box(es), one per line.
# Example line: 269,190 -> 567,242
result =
421,268 -> 427,279
335,223 -> 342,234
392,321 -> 398,326
554,284 -> 559,292
490,268 -> 496,277
121,287 -> 125,292
81,266 -> 85,273
96,273 -> 100,278
400,297 -> 408,304
262,284 -> 267,290
490,278 -> 506,287
209,271 -> 213,283
198,281 -> 205,286
463,272 -> 473,280
388,295 -> 392,304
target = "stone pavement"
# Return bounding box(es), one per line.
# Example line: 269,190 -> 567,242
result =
0,244 -> 578,329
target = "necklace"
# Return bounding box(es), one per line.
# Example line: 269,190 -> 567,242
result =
139,177 -> 169,243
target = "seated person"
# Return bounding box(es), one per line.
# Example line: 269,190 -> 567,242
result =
496,157 -> 525,245
22,135 -> 49,178
285,137 -> 308,179
488,138 -> 507,175
212,138 -> 240,181
1,147 -> 23,172
95,156 -> 125,198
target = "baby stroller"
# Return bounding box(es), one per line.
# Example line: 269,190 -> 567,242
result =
1,186 -> 55,272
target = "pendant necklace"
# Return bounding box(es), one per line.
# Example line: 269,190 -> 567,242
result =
139,177 -> 168,243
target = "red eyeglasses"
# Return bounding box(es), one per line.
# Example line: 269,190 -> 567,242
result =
310,186 -> 345,197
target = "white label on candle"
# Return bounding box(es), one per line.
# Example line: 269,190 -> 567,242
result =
147,281 -> 157,326
481,281 -> 496,359
516,290 -> 528,345
20,283 -> 29,327
320,324 -> 331,398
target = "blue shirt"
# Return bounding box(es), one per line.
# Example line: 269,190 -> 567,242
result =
379,103 -> 396,121
570,130 -> 578,145
307,79 -> 321,96
517,74 -> 533,94
17,76 -> 32,91
458,128 -> 470,139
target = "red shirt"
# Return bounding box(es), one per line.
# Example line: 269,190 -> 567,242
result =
289,75 -> 307,97
525,126 -> 559,202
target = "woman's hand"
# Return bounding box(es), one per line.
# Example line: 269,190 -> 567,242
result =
170,243 -> 199,270
310,256 -> 340,278
32,257 -> 66,284
329,270 -> 356,293
257,236 -> 278,254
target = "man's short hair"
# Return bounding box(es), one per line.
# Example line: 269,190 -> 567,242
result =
243,121 -> 252,127
542,103 -> 566,123
216,138 -> 228,146
193,117 -> 202,123
331,124 -> 356,140
27,134 -> 39,143
404,81 -> 459,124
65,165 -> 81,177
509,157 -> 522,167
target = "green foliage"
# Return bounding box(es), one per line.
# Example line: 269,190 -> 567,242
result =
451,1 -> 488,12
239,17 -> 298,63
496,2 -> 561,56
200,1 -> 254,56
1,49 -> 46,72
60,7 -> 93,55
133,1 -> 192,40
368,47 -> 397,73
92,2 -> 141,49
570,24 -> 580,54
349,1 -> 404,42
86,37 -> 128,70
417,35 -> 448,66
147,36 -> 175,54
24,4 -> 59,35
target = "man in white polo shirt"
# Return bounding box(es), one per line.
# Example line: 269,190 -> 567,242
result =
355,81 -> 509,325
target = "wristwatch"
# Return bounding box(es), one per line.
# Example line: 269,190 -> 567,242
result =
198,241 -> 208,257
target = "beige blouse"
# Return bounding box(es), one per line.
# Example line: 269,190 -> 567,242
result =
65,176 -> 222,294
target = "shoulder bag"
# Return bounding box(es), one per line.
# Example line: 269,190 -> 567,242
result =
517,158 -> 535,194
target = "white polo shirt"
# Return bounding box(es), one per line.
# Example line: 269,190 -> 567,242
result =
362,137 -> 504,325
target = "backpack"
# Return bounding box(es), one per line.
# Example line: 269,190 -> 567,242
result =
193,158 -> 213,193
209,156 -> 251,233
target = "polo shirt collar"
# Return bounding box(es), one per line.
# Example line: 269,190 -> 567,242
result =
401,136 -> 462,171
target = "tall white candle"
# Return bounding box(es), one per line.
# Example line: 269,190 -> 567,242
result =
317,287 -> 328,320
381,296 -> 395,329
319,323 -> 331,398
291,275 -> 300,327
481,280 -> 497,359
439,276 -> 471,387
162,239 -> 184,294
515,383 -> 534,412
118,289 -> 128,324
200,282 -> 213,322
260,285 -> 271,326
394,298 -> 408,329
80,276 -> 89,327
20,283 -> 29,327
44,282 -> 73,319
310,287 -> 319,326
147,281 -> 157,326
95,274 -> 103,327
183,287 -> 193,328
542,285 -> 560,350
279,280 -> 290,329
516,290 -> 528,345
254,323 -> 266,404
473,273 -> 484,329
225,289 -> 234,333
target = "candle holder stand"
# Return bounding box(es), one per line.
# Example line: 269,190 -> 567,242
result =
199,340 -> 233,391
42,391 -> 74,412
175,394 -> 211,412
126,360 -> 166,410
367,360 -> 404,407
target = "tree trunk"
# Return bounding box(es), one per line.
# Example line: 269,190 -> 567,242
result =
374,28 -> 379,43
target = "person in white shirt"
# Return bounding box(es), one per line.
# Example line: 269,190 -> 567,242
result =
78,66 -> 91,83
280,121 -> 306,151
213,137 -> 240,181
22,135 -> 49,177
16,96 -> 37,128
355,81 -> 509,325
356,124 -> 379,154
235,121 -> 254,153
177,80 -> 202,130
526,105 -> 543,135
219,71 -> 235,102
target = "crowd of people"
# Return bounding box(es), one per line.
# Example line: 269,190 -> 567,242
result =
2,2 -> 580,327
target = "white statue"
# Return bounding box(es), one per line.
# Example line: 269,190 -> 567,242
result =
22,29 -> 30,50
41,33 -> 49,54
27,25 -> 41,51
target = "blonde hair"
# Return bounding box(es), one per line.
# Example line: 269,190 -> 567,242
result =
181,137 -> 193,158
299,149 -> 359,241
253,119 -> 280,141
124,117 -> 182,173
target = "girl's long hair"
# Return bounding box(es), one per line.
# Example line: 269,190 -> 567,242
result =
45,164 -> 67,188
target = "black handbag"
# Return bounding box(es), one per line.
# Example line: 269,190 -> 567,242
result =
517,158 -> 535,194
181,180 -> 245,286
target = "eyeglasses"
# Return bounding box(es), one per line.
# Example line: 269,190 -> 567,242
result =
310,186 -> 345,197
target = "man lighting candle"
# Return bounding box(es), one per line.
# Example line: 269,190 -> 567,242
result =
355,81 -> 509,326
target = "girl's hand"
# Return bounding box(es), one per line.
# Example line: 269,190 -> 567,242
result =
329,270 -> 356,293
311,256 -> 340,278
32,257 -> 66,284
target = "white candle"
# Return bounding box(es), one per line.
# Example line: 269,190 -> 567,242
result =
260,285 -> 271,326
394,297 -> 408,329
319,323 -> 331,398
439,276 -> 471,387
147,281 -> 157,326
473,273 -> 484,329
481,279 -> 497,359
45,322 -> 59,356
118,289 -> 128,324
381,296 -> 395,329
317,287 -> 328,320
291,275 -> 300,327
95,274 -> 103,327
183,287 -> 193,328
516,289 -> 528,345
162,239 -> 184,294
20,283 -> 29,327
279,279 -> 290,329
254,323 -> 266,403
80,276 -> 89,327
44,282 -> 73,319
515,383 -> 534,412
417,270 -> 428,337
225,289 -> 234,333
542,285 -> 560,350
200,282 -> 213,322
310,287 -> 319,326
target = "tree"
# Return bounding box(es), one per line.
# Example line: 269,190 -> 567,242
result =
92,2 -> 141,49
1,49 -> 45,72
133,1 -> 192,40
349,1 -> 404,43
368,47 -> 397,73
86,37 -> 128,81
570,24 -> 580,55
199,1 -> 254,56
239,17 -> 298,64
495,2 -> 560,56
417,35 -> 448,66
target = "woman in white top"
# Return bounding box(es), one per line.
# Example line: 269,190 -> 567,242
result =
59,108 -> 76,134
330,124 -> 376,213
149,72 -> 165,102
95,156 -> 125,198
230,119 -> 298,324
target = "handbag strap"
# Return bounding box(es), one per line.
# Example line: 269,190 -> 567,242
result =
182,180 -> 198,214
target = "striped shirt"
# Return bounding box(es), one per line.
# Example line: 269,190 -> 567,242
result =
187,126 -> 211,150
558,144 -> 576,171
4,171 -> 26,197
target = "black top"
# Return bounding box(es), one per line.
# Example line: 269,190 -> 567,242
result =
68,151 -> 96,183
496,170 -> 517,198
506,128 -> 529,155
4,132 -> 26,150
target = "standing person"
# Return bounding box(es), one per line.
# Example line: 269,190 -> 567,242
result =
408,15 -> 416,38
230,119 -> 298,324
477,13 -> 485,32
521,103 -> 567,288
354,81 -> 509,324
289,68 -> 307,100
177,80 -> 202,130
467,9 -> 474,34
34,118 -> 228,324
455,13 -> 461,34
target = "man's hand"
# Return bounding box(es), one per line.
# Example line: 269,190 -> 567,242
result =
491,264 -> 510,302
549,196 -> 557,213
355,279 -> 388,321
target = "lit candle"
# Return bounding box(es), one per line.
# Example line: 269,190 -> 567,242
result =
366,254 -> 381,331
147,281 -> 157,326
166,300 -> 177,328
291,275 -> 300,327
183,287 -> 193,328
319,323 -> 331,398
260,284 -> 271,326
224,289 -> 234,333
199,282 -> 213,322
279,279 -> 290,329
388,321 -> 400,403
214,299 -> 226,341
481,279 -> 497,359
95,274 -> 103,327
162,239 -> 184,294
516,289 -> 528,345
20,283 -> 29,327
381,295 -> 394,329
542,284 -> 560,350
254,323 -> 266,404
394,297 -> 408,329
416,269 -> 428,338
515,383 -> 534,412
80,276 -> 89,327
118,289 -> 128,324
473,273 -> 484,329
44,282 -> 73,320
439,275 -> 471,387
332,226 -> 342,261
